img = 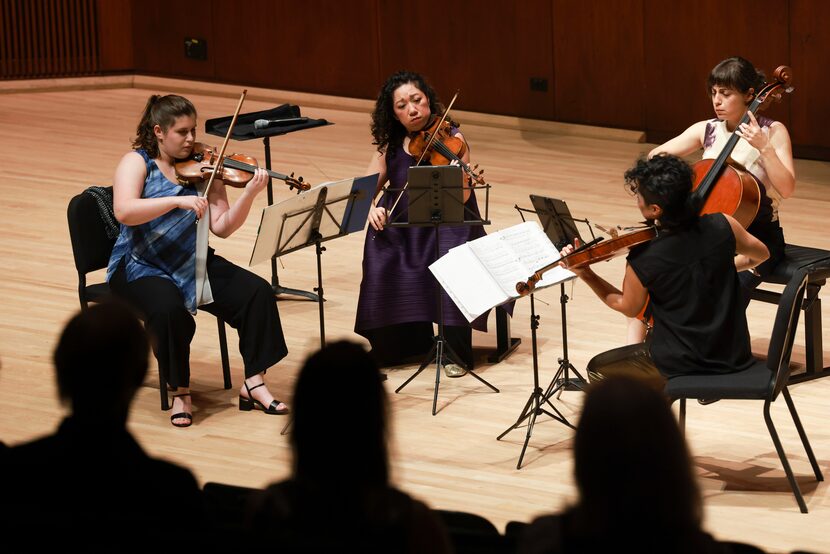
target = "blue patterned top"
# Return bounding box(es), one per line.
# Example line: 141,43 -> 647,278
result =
107,149 -> 200,313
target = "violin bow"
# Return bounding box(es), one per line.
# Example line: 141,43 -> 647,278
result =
202,89 -> 248,200
384,91 -> 460,220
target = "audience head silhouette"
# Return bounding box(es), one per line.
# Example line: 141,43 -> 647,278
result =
54,301 -> 149,422
291,340 -> 388,487
573,375 -> 701,542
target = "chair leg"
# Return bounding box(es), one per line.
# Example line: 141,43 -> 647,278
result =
763,399 -> 809,513
217,318 -> 232,390
781,387 -> 824,482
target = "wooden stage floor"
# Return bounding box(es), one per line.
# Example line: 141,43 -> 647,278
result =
1,80 -> 829,553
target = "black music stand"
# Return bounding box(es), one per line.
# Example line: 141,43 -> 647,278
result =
529,195 -> 591,397
497,197 -> 594,468
250,174 -> 376,348
390,166 -> 499,415
206,104 -> 331,302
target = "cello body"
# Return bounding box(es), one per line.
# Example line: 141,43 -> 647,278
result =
691,158 -> 761,228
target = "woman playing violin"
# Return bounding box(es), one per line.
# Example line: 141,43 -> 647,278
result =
355,71 -> 486,377
566,155 -> 768,386
108,94 -> 289,427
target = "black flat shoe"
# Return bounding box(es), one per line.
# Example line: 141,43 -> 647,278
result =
239,382 -> 290,415
170,393 -> 193,428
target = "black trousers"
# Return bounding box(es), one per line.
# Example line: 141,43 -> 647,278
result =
739,218 -> 786,307
586,343 -> 667,392
110,253 -> 288,388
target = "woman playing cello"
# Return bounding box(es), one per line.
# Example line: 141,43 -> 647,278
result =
652,56 -> 794,292
629,56 -> 795,342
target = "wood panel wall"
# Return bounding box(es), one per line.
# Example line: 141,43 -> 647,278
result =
0,0 -> 99,78
3,1 -> 827,159
643,0 -> 791,143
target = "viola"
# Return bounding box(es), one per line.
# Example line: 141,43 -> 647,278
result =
691,65 -> 793,227
516,227 -> 658,296
407,116 -> 486,186
175,142 -> 310,192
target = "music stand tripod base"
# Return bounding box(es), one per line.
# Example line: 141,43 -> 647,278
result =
497,293 -> 575,469
395,336 -> 498,416
272,283 -> 320,302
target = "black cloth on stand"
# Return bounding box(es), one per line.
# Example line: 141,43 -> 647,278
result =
205,104 -> 330,141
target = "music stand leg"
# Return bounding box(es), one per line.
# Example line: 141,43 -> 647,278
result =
314,239 -> 326,348
497,294 -> 574,469
395,222 -> 498,415
544,282 -> 588,399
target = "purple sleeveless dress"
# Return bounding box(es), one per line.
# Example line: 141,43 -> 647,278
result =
354,133 -> 490,363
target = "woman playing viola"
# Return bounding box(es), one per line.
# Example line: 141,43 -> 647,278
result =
354,71 -> 486,377
108,94 -> 289,427
629,56 -> 796,343
569,155 -> 768,387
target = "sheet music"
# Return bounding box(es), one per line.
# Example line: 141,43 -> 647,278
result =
429,221 -> 576,322
430,246 -> 508,320
468,234 -> 534,298
498,221 -> 575,287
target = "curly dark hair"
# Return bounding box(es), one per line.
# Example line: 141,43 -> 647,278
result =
707,56 -> 765,98
624,154 -> 697,229
370,70 -> 448,153
132,94 -> 196,159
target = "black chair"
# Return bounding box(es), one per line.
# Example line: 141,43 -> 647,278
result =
666,269 -> 824,513
751,244 -> 830,383
67,188 -> 232,410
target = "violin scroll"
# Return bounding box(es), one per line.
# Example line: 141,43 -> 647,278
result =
516,273 -> 541,297
285,173 -> 310,192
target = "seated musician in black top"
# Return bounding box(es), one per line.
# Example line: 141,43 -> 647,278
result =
563,155 -> 769,385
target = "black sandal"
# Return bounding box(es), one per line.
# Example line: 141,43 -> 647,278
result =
239,382 -> 289,415
170,393 -> 193,428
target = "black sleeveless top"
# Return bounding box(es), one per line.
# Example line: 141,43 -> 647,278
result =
627,213 -> 753,377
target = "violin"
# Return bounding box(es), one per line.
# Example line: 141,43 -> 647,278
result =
516,227 -> 658,296
408,116 -> 486,186
385,91 -> 487,220
175,142 -> 310,192
692,65 -> 793,227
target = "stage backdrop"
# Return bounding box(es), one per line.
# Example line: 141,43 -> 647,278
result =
2,0 -> 827,160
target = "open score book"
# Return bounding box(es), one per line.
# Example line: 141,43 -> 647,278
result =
429,221 -> 576,322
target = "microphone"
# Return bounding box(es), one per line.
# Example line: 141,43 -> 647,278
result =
253,117 -> 309,129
